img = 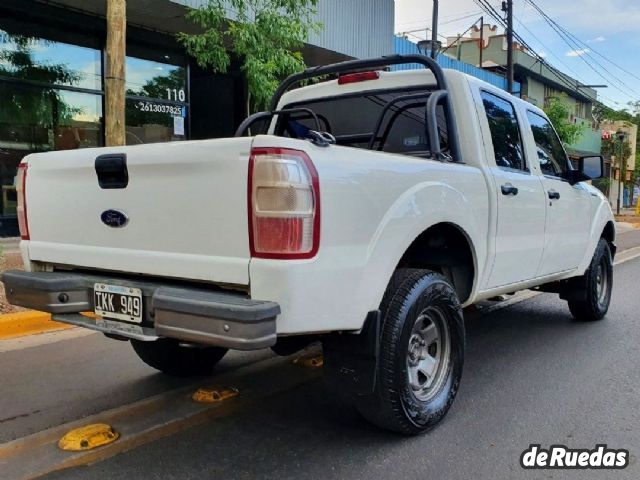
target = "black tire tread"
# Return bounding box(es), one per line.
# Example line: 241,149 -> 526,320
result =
567,238 -> 612,322
356,268 -> 463,435
131,339 -> 228,377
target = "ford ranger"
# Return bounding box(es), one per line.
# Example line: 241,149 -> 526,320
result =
1,55 -> 615,434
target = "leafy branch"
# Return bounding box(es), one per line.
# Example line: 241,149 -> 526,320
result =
543,94 -> 584,146
177,0 -> 322,112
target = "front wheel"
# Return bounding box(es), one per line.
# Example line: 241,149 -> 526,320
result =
131,339 -> 228,377
356,269 -> 465,435
567,238 -> 613,322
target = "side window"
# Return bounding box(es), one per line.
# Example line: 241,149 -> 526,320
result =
481,91 -> 526,171
526,111 -> 570,178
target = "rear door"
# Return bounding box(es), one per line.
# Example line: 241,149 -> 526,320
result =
525,111 -> 592,275
479,91 -> 547,288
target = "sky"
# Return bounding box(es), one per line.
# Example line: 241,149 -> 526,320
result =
395,0 -> 640,110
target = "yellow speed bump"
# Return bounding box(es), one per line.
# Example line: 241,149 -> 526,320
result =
192,386 -> 239,404
292,354 -> 324,368
0,311 -> 72,339
58,424 -> 119,451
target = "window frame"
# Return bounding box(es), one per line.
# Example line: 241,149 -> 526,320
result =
480,89 -> 529,174
525,109 -> 572,181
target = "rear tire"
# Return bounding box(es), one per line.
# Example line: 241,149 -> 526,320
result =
355,269 -> 465,435
567,238 -> 613,322
131,339 -> 228,377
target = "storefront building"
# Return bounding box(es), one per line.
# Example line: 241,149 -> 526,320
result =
0,0 -> 393,236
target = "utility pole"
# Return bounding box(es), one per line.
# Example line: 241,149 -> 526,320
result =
431,0 -> 439,59
616,130 -> 627,215
503,0 -> 514,94
105,0 -> 126,146
479,16 -> 484,68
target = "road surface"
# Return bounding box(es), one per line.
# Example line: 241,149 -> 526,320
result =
1,255 -> 639,479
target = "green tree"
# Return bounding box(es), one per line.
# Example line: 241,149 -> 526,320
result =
593,101 -> 633,123
543,94 -> 584,145
178,0 -> 322,113
593,100 -> 640,204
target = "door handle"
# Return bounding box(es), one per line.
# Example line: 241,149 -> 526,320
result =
548,190 -> 561,200
501,183 -> 519,196
95,153 -> 128,189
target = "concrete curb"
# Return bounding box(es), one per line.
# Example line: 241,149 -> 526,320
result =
0,311 -> 72,340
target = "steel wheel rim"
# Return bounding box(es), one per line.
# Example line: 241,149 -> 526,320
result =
406,307 -> 451,402
595,258 -> 609,308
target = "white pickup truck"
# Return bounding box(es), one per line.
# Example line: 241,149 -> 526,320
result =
2,55 -> 615,434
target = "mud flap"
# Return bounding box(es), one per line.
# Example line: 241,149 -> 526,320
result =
322,311 -> 380,396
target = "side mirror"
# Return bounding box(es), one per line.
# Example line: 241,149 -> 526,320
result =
578,155 -> 604,180
567,155 -> 604,184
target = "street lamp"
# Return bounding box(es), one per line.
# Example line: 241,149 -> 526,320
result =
616,129 -> 627,215
417,39 -> 441,57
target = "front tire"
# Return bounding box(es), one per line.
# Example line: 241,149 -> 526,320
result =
131,339 -> 228,377
356,269 -> 465,435
567,238 -> 613,322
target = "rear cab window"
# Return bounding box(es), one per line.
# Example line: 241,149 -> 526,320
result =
275,88 -> 449,158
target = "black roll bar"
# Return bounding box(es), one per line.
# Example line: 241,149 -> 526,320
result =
426,90 -> 450,160
269,54 -> 447,111
238,54 -> 461,162
367,91 -> 430,150
234,107 -> 321,138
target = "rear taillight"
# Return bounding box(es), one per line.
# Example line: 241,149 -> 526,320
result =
248,148 -> 320,259
16,163 -> 29,240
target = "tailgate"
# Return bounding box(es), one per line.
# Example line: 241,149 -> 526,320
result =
24,137 -> 254,285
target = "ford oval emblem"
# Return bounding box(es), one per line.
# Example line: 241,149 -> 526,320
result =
101,209 -> 129,228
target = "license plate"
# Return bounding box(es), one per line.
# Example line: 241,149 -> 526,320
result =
94,283 -> 143,324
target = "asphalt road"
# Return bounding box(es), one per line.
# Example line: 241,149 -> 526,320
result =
2,257 -> 640,479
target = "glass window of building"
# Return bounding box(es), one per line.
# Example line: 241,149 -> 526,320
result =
125,56 -> 188,145
0,29 -> 102,90
0,28 -> 103,233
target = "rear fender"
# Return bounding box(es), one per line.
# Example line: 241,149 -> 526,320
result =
354,181 -> 485,315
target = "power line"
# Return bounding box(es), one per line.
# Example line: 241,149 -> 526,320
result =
396,8 -> 484,29
514,14 -> 573,73
513,15 -> 620,107
441,11 -> 485,26
396,10 -> 483,34
472,0 -> 599,102
524,0 -> 639,99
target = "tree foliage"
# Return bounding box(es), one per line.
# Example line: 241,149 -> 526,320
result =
601,136 -> 632,162
178,0 -> 321,111
542,94 -> 584,145
596,100 -> 640,192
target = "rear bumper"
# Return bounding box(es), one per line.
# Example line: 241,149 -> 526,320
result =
1,270 -> 279,350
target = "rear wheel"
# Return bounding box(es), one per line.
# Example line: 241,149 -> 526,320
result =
131,339 -> 228,377
355,269 -> 465,435
567,238 -> 613,322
